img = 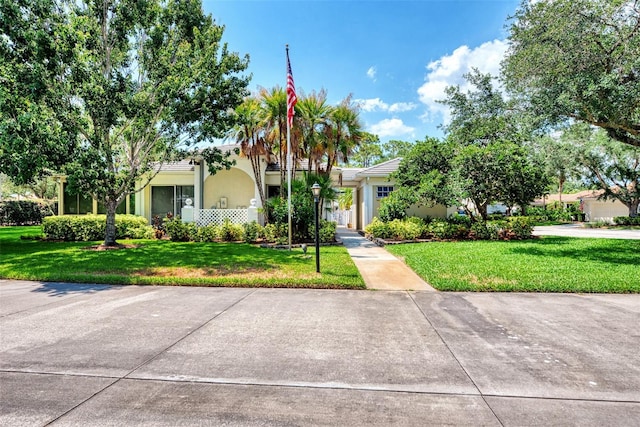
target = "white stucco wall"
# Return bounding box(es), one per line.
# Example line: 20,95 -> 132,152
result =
584,199 -> 632,223
137,172 -> 195,220
203,167 -> 256,210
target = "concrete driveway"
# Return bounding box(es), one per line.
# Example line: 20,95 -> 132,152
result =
1,280 -> 639,426
533,223 -> 640,240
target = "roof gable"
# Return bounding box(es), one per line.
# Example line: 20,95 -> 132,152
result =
358,158 -> 402,177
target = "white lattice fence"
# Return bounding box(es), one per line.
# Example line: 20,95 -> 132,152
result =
333,210 -> 352,226
195,209 -> 248,226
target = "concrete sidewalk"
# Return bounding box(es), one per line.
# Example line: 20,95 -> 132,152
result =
336,227 -> 435,291
1,280 -> 639,426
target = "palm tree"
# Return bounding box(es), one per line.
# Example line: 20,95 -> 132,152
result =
260,86 -> 289,196
297,89 -> 331,174
227,96 -> 269,208
301,171 -> 336,217
324,95 -> 363,176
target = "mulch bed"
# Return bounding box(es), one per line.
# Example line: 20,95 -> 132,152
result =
81,243 -> 140,251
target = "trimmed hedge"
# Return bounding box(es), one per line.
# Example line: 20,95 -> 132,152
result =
163,217 -> 337,244
43,215 -> 153,241
0,200 -> 54,225
364,216 -> 535,241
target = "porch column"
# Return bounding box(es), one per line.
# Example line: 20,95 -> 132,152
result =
194,163 -> 202,211
363,181 -> 372,226
57,177 -> 65,215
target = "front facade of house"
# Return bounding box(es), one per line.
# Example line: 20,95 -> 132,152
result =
55,147 -> 453,229
338,158 -> 452,229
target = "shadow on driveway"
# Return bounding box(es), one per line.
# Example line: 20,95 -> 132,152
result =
31,282 -> 120,297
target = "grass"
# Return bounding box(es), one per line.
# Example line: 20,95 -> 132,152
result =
0,226 -> 365,289
386,236 -> 640,293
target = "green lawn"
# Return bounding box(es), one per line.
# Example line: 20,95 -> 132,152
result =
386,237 -> 640,293
0,226 -> 365,289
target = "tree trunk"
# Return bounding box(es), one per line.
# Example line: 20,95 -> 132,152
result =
629,199 -> 639,218
103,200 -> 118,246
477,203 -> 488,221
249,154 -> 268,224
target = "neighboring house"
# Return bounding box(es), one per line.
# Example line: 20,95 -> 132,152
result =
337,158 -> 453,230
532,189 -> 635,222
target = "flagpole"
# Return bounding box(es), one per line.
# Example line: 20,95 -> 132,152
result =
286,45 -> 293,251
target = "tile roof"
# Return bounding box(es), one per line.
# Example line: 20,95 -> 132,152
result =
340,168 -> 364,182
154,144 -> 241,172
357,158 -> 402,176
533,189 -> 603,204
154,159 -> 194,172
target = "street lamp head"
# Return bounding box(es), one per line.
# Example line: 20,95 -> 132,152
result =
311,182 -> 321,198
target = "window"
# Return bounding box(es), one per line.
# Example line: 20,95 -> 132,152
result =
63,183 -> 94,214
151,185 -> 194,218
376,186 -> 394,199
97,194 -> 132,215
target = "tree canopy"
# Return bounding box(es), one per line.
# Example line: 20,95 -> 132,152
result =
565,124 -> 640,217
390,71 -> 548,221
0,0 -> 249,245
503,0 -> 640,148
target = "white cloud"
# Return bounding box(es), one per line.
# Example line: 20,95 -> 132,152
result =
388,102 -> 417,113
369,118 -> 415,138
417,39 -> 508,124
366,66 -> 377,81
355,99 -> 417,114
357,97 -> 389,112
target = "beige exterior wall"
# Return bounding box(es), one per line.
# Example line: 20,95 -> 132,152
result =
203,168 -> 255,209
406,204 -> 448,219
139,172 -> 194,220
264,172 -> 281,186
584,199 -> 630,223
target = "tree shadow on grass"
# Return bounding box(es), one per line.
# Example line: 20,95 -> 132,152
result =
32,282 -> 121,297
507,237 -> 640,267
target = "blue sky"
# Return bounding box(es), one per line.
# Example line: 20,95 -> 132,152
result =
203,0 -> 520,143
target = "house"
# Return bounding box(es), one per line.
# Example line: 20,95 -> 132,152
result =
337,158 -> 453,229
55,147 -> 452,229
532,189 -> 636,222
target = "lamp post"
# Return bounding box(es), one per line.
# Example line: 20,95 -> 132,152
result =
311,182 -> 321,273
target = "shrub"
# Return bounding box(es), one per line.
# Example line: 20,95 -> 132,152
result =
364,217 -> 392,239
164,217 -> 195,242
193,224 -> 218,242
470,221 -> 492,240
406,216 -> 429,239
447,213 -> 471,226
585,220 -> 610,228
388,219 -> 422,240
428,219 -> 470,240
378,193 -> 408,222
525,205 -> 573,222
365,215 -> 533,242
43,215 -> 152,241
311,220 -> 337,243
487,213 -> 506,221
217,218 -> 243,242
243,221 -> 263,243
505,216 -> 534,239
0,200 -> 54,225
614,216 -> 640,226
151,215 -> 166,239
263,223 -> 288,244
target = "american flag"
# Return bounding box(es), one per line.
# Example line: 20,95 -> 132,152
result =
286,48 -> 297,128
